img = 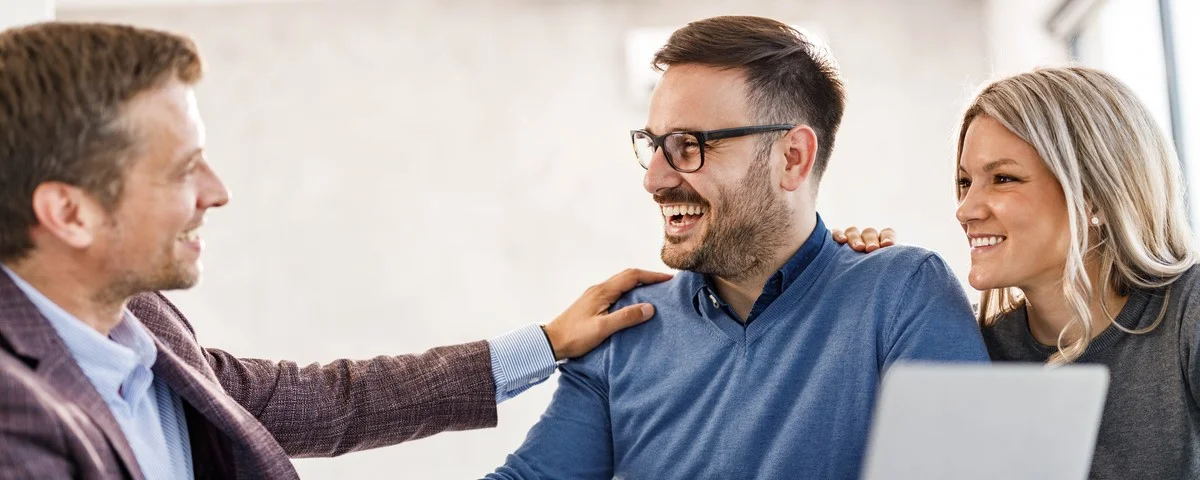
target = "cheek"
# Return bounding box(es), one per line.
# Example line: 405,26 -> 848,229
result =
1021,198 -> 1069,246
707,184 -> 740,215
139,193 -> 197,239
998,197 -> 1071,264
681,177 -> 718,206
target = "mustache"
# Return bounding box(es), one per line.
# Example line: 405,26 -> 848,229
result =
653,187 -> 708,206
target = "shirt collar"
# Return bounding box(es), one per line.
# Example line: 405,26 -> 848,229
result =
1,265 -> 158,398
690,213 -> 828,314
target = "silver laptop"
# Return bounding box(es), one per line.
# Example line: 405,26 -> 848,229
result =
861,363 -> 1110,480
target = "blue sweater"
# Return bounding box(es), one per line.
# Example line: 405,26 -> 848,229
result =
489,230 -> 989,479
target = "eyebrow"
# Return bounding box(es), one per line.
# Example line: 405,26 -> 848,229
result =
641,126 -> 706,136
959,158 -> 1020,173
173,147 -> 204,170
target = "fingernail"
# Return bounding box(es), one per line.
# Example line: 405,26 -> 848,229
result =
852,242 -> 863,248
640,304 -> 654,319
868,243 -> 877,249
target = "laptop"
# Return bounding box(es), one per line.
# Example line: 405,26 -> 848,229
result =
860,363 -> 1110,480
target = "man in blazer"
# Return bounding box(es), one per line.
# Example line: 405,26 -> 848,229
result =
0,22 -> 669,479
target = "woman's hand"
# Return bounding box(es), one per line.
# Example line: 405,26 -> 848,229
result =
831,226 -> 896,252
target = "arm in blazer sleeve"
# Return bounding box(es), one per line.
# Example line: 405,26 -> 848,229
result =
138,292 -> 498,458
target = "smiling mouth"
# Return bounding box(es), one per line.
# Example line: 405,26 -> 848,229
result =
661,203 -> 707,227
970,235 -> 1006,248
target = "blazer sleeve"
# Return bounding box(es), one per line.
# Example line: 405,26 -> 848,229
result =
202,342 -> 498,457
137,292 -> 499,458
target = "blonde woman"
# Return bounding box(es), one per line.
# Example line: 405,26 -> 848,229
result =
836,66 -> 1200,479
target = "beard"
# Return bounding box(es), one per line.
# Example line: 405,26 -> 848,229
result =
657,148 -> 794,282
94,219 -> 201,305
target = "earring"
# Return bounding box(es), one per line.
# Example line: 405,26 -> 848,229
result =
1090,216 -> 1101,226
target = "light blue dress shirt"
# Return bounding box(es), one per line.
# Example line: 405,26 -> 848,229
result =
488,324 -> 558,403
3,266 -> 193,479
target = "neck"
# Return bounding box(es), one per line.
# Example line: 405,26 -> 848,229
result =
1021,261 -> 1127,347
710,211 -> 816,321
5,256 -> 128,337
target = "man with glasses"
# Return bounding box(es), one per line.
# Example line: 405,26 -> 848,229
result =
487,16 -> 989,479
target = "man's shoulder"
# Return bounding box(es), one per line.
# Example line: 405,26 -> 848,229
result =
827,243 -> 951,283
0,349 -> 117,476
613,271 -> 698,310
128,291 -> 200,342
0,348 -> 70,430
568,272 -> 699,367
821,243 -> 970,318
126,292 -> 213,373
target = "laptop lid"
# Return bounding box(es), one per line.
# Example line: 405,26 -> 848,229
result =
860,363 -> 1110,480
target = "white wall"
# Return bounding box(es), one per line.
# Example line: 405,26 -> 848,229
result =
984,0 -> 1070,76
1074,0 -> 1173,149
56,1 -> 1054,478
1,0 -> 54,30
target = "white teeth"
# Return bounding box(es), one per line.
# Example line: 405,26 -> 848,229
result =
660,204 -> 707,217
179,230 -> 199,242
970,236 -> 1006,247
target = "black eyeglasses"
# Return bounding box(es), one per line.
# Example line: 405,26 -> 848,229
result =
630,124 -> 795,173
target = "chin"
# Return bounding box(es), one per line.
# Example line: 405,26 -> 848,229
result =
155,262 -> 202,291
967,271 -> 1008,292
660,244 -> 697,271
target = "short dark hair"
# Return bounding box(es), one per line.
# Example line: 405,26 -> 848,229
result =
653,16 -> 845,181
0,22 -> 203,262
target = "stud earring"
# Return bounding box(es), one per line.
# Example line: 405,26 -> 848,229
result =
1090,216 -> 1101,226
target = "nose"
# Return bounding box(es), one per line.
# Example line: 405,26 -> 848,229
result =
196,160 -> 231,210
955,182 -> 985,226
643,146 -> 684,195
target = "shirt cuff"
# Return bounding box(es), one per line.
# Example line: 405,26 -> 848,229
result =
488,324 -> 558,404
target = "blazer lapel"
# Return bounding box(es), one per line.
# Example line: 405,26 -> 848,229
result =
0,272 -> 145,480
149,338 -> 247,436
151,336 -> 294,478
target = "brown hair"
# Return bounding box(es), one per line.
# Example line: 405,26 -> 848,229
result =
0,22 -> 203,262
653,16 -> 845,180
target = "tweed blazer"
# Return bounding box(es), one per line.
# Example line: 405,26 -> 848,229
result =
0,272 -> 498,479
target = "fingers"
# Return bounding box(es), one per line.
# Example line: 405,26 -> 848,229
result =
832,229 -> 846,243
860,228 -> 880,252
627,268 -> 674,285
840,226 -> 866,251
600,303 -> 656,333
552,302 -> 657,359
597,268 -> 674,300
880,228 -> 897,246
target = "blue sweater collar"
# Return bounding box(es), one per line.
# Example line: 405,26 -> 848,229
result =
689,213 -> 828,315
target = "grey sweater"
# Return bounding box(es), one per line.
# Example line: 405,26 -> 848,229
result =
981,266 -> 1200,480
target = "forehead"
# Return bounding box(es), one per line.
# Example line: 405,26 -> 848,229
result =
646,64 -> 753,133
959,115 -> 1042,170
122,80 -> 203,169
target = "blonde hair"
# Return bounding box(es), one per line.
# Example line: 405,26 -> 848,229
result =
956,66 -> 1197,364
